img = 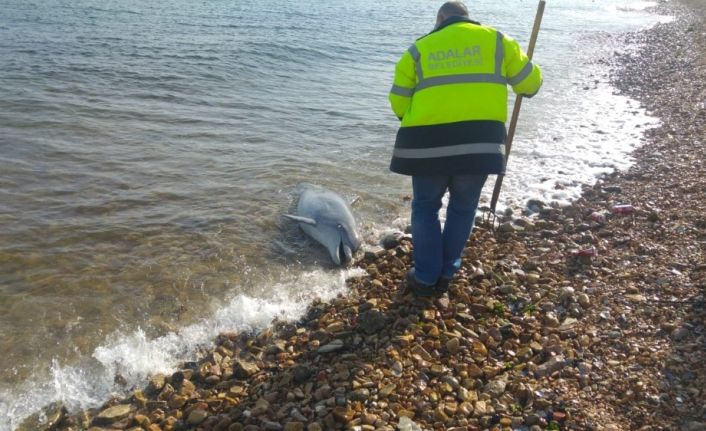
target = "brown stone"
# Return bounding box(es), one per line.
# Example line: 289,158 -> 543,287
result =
93,405 -> 132,425
186,409 -> 209,425
168,394 -> 188,409
283,422 -> 305,431
234,359 -> 260,378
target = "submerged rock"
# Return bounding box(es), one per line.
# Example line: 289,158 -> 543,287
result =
17,402 -> 66,431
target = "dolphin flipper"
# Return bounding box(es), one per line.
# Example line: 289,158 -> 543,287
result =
284,214 -> 317,225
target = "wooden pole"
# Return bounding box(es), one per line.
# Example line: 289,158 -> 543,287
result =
488,0 -> 546,216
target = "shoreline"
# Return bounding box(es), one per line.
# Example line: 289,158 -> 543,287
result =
18,1 -> 705,430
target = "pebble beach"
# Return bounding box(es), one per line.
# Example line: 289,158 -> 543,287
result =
16,0 -> 705,430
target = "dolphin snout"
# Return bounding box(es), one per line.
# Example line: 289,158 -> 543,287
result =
338,240 -> 353,266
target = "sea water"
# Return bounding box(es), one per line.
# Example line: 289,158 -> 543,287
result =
0,0 -> 671,427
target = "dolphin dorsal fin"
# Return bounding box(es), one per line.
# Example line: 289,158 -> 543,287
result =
284,214 -> 317,225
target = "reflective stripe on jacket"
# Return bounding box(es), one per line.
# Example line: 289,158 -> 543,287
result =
389,16 -> 542,176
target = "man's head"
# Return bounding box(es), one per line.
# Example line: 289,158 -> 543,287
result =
436,1 -> 469,28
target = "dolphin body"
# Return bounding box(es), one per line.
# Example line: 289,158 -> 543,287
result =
285,183 -> 361,266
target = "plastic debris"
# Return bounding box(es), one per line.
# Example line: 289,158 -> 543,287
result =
612,204 -> 635,215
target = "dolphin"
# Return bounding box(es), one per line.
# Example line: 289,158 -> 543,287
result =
284,183 -> 361,266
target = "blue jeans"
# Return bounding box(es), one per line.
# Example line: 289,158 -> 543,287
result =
411,174 -> 488,285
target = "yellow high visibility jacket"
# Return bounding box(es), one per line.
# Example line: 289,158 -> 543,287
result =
389,16 -> 542,176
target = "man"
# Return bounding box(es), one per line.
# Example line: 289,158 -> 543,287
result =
389,1 -> 542,296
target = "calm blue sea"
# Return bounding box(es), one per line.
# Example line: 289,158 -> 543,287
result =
0,0 -> 670,427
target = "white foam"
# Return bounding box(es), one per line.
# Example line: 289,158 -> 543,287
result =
0,267 -> 365,431
614,1 -> 658,12
489,72 -> 660,212
606,1 -> 674,24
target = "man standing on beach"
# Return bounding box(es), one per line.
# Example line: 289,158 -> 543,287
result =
389,1 -> 543,296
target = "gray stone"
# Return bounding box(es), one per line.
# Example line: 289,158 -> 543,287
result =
483,377 -> 507,397
349,388 -> 371,401
398,416 -> 423,431
544,312 -> 560,327
535,355 -> 569,378
497,222 -> 516,233
380,232 -> 402,250
684,421 -> 706,431
672,327 -> 690,341
363,246 -> 386,260
577,362 -> 592,375
525,413 -> 540,426
292,364 -> 312,384
317,339 -> 344,353
539,229 -> 559,238
527,199 -> 545,212
262,420 -> 283,431
559,286 -> 575,302
358,309 -> 386,335
289,408 -> 308,422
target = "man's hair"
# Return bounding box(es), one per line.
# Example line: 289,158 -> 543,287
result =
438,1 -> 469,19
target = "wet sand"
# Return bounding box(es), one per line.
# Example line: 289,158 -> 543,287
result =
19,0 -> 706,430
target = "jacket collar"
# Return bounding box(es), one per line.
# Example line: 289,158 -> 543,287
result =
433,16 -> 481,33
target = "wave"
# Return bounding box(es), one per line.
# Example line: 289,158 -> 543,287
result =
0,267 -> 364,430
614,1 -> 658,12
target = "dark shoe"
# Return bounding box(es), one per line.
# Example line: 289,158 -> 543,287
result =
406,269 -> 439,297
435,277 -> 451,294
